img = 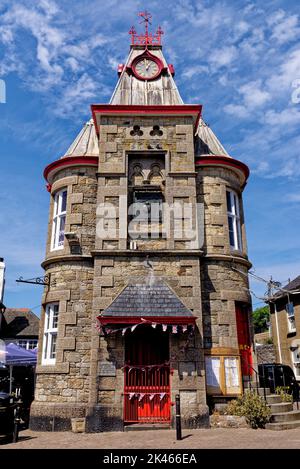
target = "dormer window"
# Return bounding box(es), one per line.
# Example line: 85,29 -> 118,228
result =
226,190 -> 242,251
51,189 -> 67,251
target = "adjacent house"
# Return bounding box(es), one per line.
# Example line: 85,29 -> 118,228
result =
268,275 -> 300,381
0,308 -> 39,350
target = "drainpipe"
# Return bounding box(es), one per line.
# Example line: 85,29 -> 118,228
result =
274,302 -> 283,363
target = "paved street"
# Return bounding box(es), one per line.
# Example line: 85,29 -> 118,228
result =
1,427 -> 300,449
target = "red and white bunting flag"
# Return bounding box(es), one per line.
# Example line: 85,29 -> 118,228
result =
162,324 -> 168,332
182,325 -> 187,333
129,393 -> 135,400
138,393 -> 145,402
122,327 -> 127,336
172,325 -> 177,334
159,393 -> 166,401
131,324 -> 138,333
149,394 -> 155,401
152,323 -> 157,329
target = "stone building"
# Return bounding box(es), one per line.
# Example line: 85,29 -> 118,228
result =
269,275 -> 300,381
30,14 -> 253,432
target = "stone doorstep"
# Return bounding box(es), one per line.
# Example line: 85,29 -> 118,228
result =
124,424 -> 171,432
265,420 -> 300,431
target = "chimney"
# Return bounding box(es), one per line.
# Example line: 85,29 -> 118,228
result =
0,258 -> 5,303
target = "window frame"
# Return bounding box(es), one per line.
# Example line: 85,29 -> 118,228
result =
205,351 -> 242,396
42,303 -> 59,365
18,339 -> 38,350
226,190 -> 242,252
286,302 -> 296,333
51,189 -> 67,251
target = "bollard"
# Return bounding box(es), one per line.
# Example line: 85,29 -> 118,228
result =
175,394 -> 182,441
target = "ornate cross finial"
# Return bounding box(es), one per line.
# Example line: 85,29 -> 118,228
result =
138,11 -> 152,36
129,12 -> 164,47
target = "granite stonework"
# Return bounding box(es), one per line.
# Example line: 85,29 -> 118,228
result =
31,63 -> 252,432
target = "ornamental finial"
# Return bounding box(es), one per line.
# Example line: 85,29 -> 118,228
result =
129,12 -> 164,47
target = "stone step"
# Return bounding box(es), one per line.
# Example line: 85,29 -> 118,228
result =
124,424 -> 170,432
268,402 -> 293,413
244,386 -> 271,396
270,410 -> 300,423
265,420 -> 300,431
266,395 -> 282,404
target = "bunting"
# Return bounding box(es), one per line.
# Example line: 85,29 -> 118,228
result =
125,392 -> 167,402
96,319 -> 195,337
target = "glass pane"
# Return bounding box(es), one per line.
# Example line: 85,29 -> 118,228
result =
52,304 -> 59,329
46,308 -> 50,330
226,191 -> 232,213
50,334 -> 57,359
225,357 -> 240,388
43,334 -> 48,359
205,356 -> 221,387
233,193 -> 239,216
58,215 -> 66,246
52,218 -> 57,248
289,317 -> 296,331
228,216 -> 235,247
61,190 -> 67,213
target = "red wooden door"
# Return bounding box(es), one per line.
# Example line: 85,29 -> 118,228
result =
235,304 -> 253,375
124,325 -> 170,424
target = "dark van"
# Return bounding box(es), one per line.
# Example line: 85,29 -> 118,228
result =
258,363 -> 299,399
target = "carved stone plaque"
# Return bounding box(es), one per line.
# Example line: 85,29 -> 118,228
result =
98,361 -> 116,377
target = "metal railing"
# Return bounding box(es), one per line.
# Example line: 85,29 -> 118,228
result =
240,356 -> 300,409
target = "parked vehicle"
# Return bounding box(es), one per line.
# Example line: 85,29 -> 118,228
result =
258,363 -> 299,399
0,392 -> 20,442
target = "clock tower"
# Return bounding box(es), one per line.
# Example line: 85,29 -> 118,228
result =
30,12 -> 253,432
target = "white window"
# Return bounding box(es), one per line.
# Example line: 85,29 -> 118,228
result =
18,339 -> 38,350
286,302 -> 296,333
51,189 -> 67,250
291,348 -> 300,379
226,190 -> 242,251
42,303 -> 59,365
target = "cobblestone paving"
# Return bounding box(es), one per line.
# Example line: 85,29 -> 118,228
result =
1,427 -> 300,449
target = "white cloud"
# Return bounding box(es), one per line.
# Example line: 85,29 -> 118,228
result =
268,9 -> 300,45
224,103 -> 248,119
209,46 -> 238,69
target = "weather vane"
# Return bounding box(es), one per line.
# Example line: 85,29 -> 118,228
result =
129,11 -> 164,47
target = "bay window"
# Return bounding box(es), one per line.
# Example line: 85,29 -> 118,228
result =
226,190 -> 242,251
51,189 -> 67,250
42,303 -> 59,365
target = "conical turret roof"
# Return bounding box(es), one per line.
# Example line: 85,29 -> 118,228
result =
195,118 -> 230,157
62,119 -> 99,158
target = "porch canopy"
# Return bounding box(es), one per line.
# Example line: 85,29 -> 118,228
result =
97,282 -> 197,332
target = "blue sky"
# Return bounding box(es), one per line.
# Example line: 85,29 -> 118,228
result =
0,0 -> 300,314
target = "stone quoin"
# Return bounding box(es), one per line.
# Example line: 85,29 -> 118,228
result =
30,12 -> 253,432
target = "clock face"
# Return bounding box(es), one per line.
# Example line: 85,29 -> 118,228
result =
134,58 -> 160,80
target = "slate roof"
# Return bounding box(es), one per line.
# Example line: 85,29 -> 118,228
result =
273,275 -> 300,300
1,308 -> 40,338
63,119 -> 99,159
195,118 -> 230,158
102,282 -> 193,317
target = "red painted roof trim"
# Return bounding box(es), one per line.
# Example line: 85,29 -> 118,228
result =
91,104 -> 202,135
97,316 -> 197,326
44,156 -> 98,183
195,156 -> 250,181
